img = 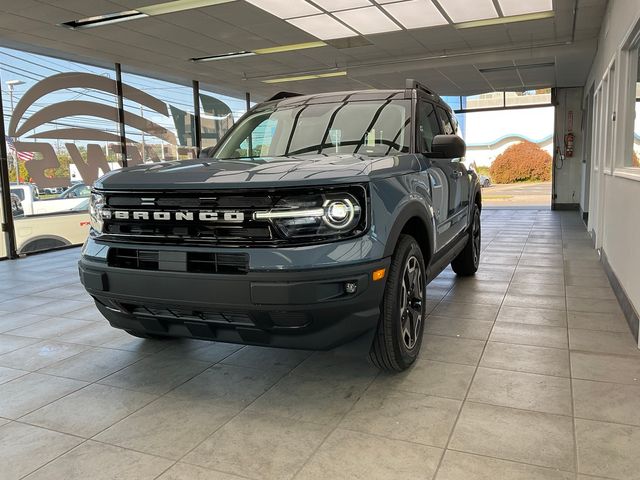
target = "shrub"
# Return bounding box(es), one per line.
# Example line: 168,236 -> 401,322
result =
489,141 -> 552,184
633,151 -> 640,167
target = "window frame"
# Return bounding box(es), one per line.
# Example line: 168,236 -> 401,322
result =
615,16 -> 640,179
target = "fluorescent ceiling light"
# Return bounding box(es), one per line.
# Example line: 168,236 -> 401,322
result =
191,51 -> 256,62
288,14 -> 357,39
253,41 -> 327,54
61,10 -> 147,29
478,62 -> 555,73
498,0 -> 553,16
191,41 -> 326,61
333,6 -> 400,35
263,71 -> 347,83
61,0 -> 234,29
438,0 -> 497,23
455,10 -> 554,28
137,0 -> 234,15
382,0 -> 448,29
244,0 -> 320,19
312,0 -> 371,11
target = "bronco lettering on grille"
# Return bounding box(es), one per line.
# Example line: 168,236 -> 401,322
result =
102,210 -> 245,222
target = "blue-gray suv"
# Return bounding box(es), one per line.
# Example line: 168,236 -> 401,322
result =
79,80 -> 482,371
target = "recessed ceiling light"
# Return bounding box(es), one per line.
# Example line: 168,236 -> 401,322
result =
244,0 -> 320,19
455,10 -> 554,28
312,0 -> 372,11
191,51 -> 256,62
333,6 -> 401,35
263,71 -> 347,83
137,0 -> 234,15
381,0 -> 448,29
287,14 -> 358,39
498,0 -> 553,16
253,41 -> 327,54
437,0 -> 497,23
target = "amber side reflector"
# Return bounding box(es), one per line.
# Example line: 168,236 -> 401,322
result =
372,268 -> 386,281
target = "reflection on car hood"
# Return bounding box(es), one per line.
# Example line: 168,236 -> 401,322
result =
95,154 -> 421,190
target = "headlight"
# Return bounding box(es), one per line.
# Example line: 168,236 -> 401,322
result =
89,192 -> 105,233
254,188 -> 366,240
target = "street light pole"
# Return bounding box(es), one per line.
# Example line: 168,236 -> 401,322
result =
6,80 -> 25,185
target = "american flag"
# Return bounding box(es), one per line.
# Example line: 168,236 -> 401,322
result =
6,137 -> 34,162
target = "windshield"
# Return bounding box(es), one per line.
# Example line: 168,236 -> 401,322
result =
213,99 -> 411,160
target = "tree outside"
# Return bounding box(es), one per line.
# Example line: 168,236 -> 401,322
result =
489,140 -> 552,184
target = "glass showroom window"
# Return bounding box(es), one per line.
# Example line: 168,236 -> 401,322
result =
119,72 -> 197,163
199,88 -> 245,150
462,92 -> 504,110
505,89 -> 552,107
618,32 -> 640,171
633,49 -> 640,167
1,47 -> 118,254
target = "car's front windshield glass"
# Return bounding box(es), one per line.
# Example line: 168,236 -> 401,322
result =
213,99 -> 411,160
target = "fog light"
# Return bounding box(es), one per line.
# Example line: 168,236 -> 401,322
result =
344,282 -> 358,294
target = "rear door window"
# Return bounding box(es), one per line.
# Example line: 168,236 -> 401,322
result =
417,101 -> 441,152
436,107 -> 454,134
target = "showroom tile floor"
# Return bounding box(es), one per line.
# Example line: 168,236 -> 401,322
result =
0,209 -> 638,480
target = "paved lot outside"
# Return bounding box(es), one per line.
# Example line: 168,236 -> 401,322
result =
483,181 -> 552,207
0,209 -> 638,479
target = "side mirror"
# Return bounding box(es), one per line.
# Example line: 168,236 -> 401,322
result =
431,135 -> 466,158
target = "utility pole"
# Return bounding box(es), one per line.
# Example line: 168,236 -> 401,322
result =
140,104 -> 146,163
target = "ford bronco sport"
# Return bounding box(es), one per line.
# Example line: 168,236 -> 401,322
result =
79,80 -> 482,372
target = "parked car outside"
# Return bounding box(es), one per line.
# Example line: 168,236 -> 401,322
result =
14,200 -> 90,254
59,183 -> 91,199
10,184 -> 86,215
479,174 -> 492,187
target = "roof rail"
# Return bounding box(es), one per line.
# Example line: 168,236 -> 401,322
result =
405,79 -> 435,96
267,91 -> 303,101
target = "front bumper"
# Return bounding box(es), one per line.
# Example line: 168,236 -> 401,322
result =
79,254 -> 389,350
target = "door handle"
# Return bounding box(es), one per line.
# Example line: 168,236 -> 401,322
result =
450,171 -> 463,179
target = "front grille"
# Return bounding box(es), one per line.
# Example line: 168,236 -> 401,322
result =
108,248 -> 249,274
97,186 -> 368,247
123,304 -> 254,326
101,191 -> 277,246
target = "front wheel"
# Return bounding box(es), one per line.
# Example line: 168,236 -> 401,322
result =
369,235 -> 426,372
451,206 -> 481,276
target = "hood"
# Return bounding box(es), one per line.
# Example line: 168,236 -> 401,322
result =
95,153 -> 421,190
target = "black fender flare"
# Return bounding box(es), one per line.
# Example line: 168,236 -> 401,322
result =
383,201 -> 435,258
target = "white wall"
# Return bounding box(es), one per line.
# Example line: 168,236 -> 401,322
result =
584,0 -> 640,337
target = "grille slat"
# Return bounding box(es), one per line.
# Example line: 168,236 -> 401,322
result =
109,248 -> 249,274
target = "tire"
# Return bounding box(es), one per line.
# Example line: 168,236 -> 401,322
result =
369,234 -> 427,372
125,330 -> 176,340
451,205 -> 481,276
